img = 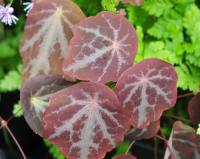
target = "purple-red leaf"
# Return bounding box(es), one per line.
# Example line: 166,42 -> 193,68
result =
43,82 -> 131,159
115,58 -> 178,128
164,121 -> 200,159
120,0 -> 144,6
20,75 -> 72,136
20,0 -> 85,82
113,154 -> 138,159
188,93 -> 200,127
63,11 -> 138,84
126,120 -> 160,140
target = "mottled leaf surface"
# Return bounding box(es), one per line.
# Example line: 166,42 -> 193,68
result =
121,0 -> 144,6
63,11 -> 138,83
115,58 -> 177,128
164,121 -> 200,159
43,82 -> 130,159
126,120 -> 160,140
113,154 -> 138,159
20,75 -> 72,136
188,93 -> 200,127
20,0 -> 85,82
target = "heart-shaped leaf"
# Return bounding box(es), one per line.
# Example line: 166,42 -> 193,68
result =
63,11 -> 138,84
20,75 -> 72,136
43,82 -> 131,159
115,58 -> 177,128
164,121 -> 200,159
188,93 -> 200,127
20,0 -> 85,82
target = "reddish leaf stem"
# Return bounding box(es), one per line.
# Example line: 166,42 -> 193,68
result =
156,135 -> 176,159
159,129 -> 176,159
0,116 -> 27,159
7,106 -> 23,123
177,92 -> 194,99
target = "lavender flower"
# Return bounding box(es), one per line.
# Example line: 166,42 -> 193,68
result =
23,2 -> 33,16
0,5 -> 18,26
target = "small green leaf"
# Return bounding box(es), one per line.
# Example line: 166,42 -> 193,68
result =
12,102 -> 23,118
101,0 -> 119,12
116,141 -> 130,155
44,140 -> 65,159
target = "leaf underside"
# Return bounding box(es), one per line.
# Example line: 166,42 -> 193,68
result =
20,75 -> 72,136
164,121 -> 200,159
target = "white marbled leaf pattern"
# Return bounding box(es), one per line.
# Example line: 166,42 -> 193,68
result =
115,58 -> 177,128
63,11 -> 138,83
20,0 -> 85,82
43,82 -> 130,159
164,121 -> 200,159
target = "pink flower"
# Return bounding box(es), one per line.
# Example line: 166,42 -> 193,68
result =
0,5 -> 18,26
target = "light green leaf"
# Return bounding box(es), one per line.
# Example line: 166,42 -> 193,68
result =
183,5 -> 200,67
101,0 -> 119,12
12,101 -> 23,118
116,141 -> 130,155
0,70 -> 21,92
142,0 -> 173,17
44,140 -> 65,159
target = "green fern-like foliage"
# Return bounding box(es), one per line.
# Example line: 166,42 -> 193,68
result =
0,68 -> 21,92
101,0 -> 119,12
0,18 -> 24,121
183,5 -> 200,68
124,0 -> 200,92
142,0 -> 173,17
0,17 -> 23,92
